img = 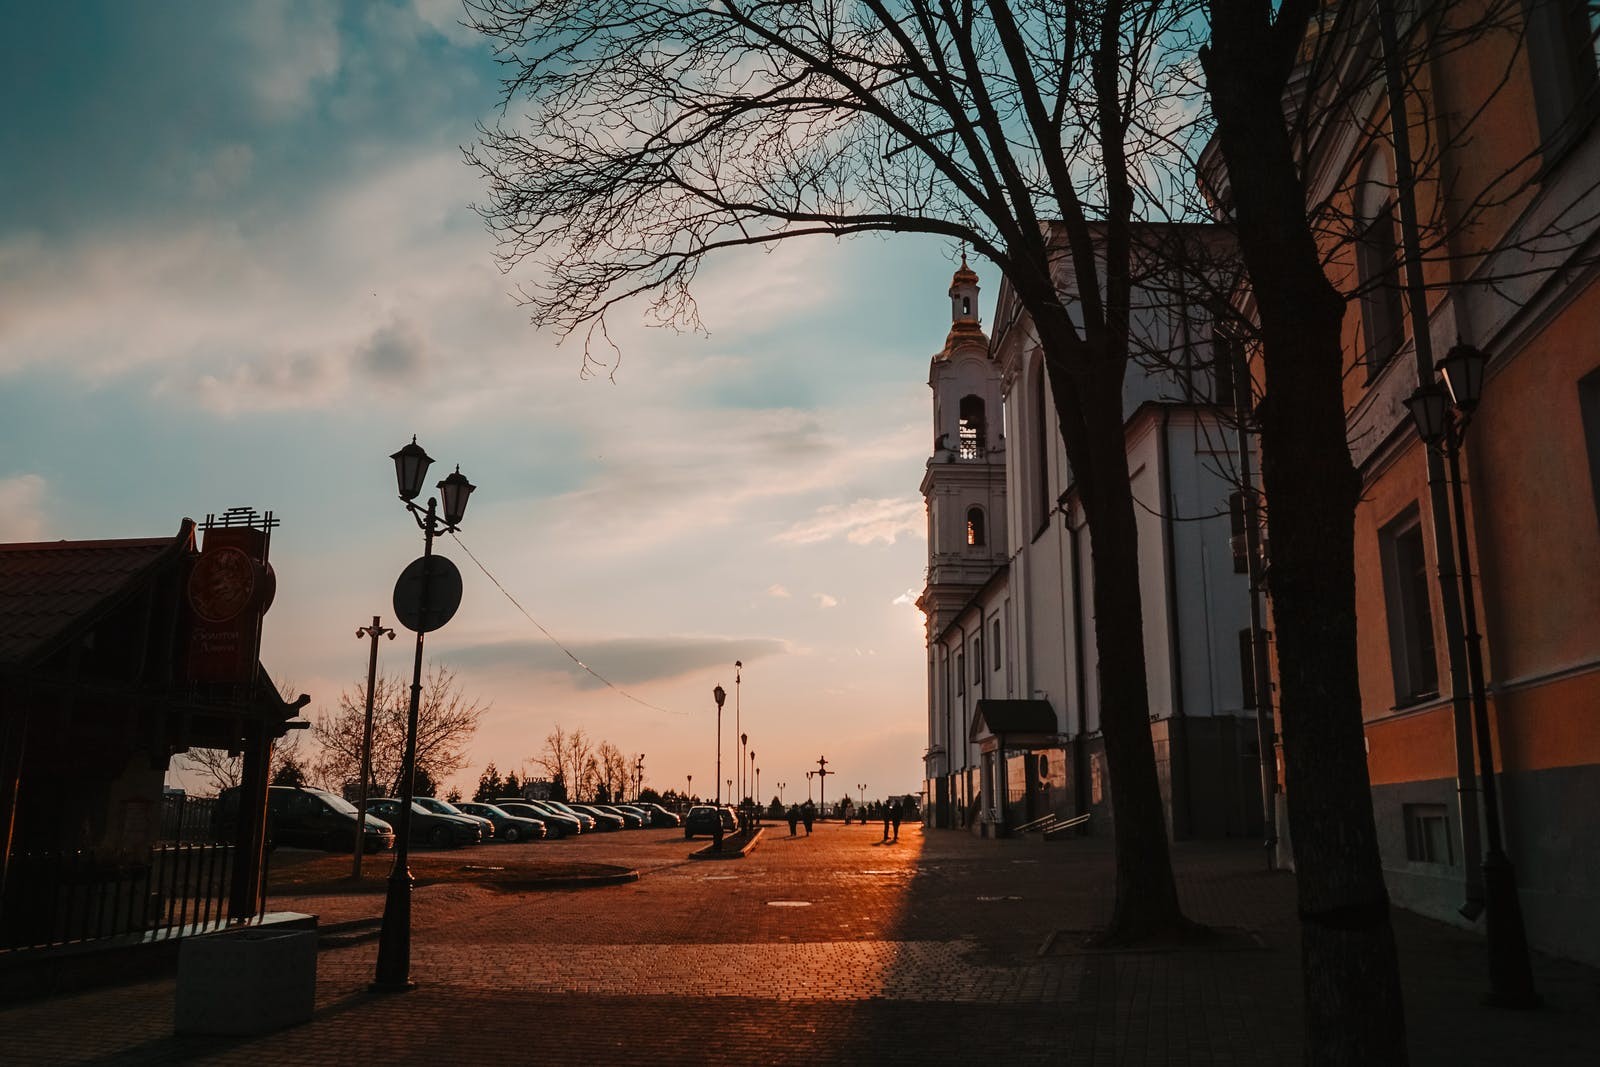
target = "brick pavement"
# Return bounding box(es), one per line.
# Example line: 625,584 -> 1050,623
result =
1,823 -> 1597,1065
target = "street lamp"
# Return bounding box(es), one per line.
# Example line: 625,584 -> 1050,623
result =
374,436 -> 476,993
747,749 -> 754,804
734,660 -> 742,802
1404,343 -> 1538,1008
635,753 -> 645,803
815,755 -> 831,820
352,616 -> 395,879
687,774 -> 693,805
806,770 -> 814,803
778,781 -> 787,806
713,685 -> 725,805
857,783 -> 867,819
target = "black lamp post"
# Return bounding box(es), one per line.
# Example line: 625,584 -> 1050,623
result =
1404,344 -> 1539,1008
713,685 -> 725,805
373,436 -> 475,993
635,753 -> 645,803
734,660 -> 742,801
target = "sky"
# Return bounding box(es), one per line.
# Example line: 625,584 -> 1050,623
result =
0,2 -> 990,805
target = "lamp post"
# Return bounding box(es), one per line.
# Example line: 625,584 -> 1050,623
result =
857,783 -> 867,821
374,436 -> 476,993
352,616 -> 395,879
1404,343 -> 1539,1008
815,756 -> 831,820
778,781 -> 787,806
635,753 -> 645,803
747,749 -> 754,805
755,766 -> 761,816
806,770 -> 814,803
686,775 -> 693,807
713,685 -> 725,805
734,660 -> 742,802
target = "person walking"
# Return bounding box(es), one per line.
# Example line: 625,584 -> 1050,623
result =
801,801 -> 815,835
787,804 -> 800,837
890,798 -> 903,842
881,803 -> 891,842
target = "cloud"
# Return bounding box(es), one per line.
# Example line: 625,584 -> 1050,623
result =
774,497 -> 924,546
814,593 -> 838,609
891,587 -> 918,606
448,634 -> 789,689
357,316 -> 429,382
0,474 -> 46,541
766,584 -> 791,598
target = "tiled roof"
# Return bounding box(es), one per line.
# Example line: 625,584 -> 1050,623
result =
0,526 -> 192,668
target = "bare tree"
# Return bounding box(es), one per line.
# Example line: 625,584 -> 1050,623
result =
596,741 -> 629,801
312,665 -> 487,798
467,0 -> 1212,942
535,724 -> 598,801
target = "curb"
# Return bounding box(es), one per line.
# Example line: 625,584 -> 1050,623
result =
688,827 -> 765,860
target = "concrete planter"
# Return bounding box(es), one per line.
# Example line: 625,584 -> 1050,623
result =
175,927 -> 317,1035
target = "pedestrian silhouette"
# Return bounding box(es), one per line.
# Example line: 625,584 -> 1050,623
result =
802,801 -> 815,835
891,799 -> 903,842
881,803 -> 891,842
787,804 -> 800,836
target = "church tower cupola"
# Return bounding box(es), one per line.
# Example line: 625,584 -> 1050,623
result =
918,256 -> 1007,639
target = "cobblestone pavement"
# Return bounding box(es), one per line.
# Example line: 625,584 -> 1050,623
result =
2,823 -> 1597,1065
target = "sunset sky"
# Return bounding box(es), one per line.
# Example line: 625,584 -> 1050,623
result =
0,2 -> 988,803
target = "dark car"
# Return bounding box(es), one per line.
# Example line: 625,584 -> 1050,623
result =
500,799 -> 583,838
570,804 -> 626,831
540,800 -> 597,832
456,802 -> 546,842
596,804 -> 645,829
264,785 -> 395,852
683,804 -> 738,839
415,796 -> 496,840
636,802 -> 681,828
366,797 -> 481,848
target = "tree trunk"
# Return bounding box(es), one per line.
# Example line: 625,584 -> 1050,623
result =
1202,7 -> 1408,1061
1046,343 -> 1187,940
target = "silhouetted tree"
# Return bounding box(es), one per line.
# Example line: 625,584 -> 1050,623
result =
466,0 -> 1206,943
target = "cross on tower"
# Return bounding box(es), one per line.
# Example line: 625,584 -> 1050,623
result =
815,756 -> 833,819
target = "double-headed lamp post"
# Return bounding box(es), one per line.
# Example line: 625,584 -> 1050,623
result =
1404,342 -> 1539,1008
806,770 -> 814,803
778,781 -> 787,806
713,686 -> 725,805
635,753 -> 645,803
373,436 -> 476,993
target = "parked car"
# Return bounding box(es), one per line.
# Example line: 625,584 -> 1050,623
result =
456,802 -> 546,842
265,785 -> 394,852
415,796 -> 496,840
683,804 -> 738,839
366,797 -> 481,848
635,802 -> 681,828
541,800 -> 597,832
596,804 -> 645,829
570,804 -> 625,831
495,799 -> 582,838
611,804 -> 654,827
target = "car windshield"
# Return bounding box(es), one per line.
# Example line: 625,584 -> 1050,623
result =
475,805 -> 508,817
417,798 -> 461,814
320,793 -> 358,816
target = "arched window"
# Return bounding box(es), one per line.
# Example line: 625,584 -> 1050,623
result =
967,506 -> 986,547
958,395 -> 986,459
1356,152 -> 1406,375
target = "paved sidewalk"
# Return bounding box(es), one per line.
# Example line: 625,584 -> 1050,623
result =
1,825 -> 1596,1064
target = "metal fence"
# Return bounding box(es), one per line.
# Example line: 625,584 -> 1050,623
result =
0,843 -> 261,952
160,793 -> 222,844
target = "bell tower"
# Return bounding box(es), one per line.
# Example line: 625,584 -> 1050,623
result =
916,256 -> 1007,638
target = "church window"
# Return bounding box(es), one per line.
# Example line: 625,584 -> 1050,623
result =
958,395 -> 986,458
962,295 -> 972,316
967,507 -> 986,547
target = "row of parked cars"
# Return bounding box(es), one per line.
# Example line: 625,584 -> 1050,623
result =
263,785 -> 683,852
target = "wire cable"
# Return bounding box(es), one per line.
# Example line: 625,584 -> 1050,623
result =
449,531 -> 688,716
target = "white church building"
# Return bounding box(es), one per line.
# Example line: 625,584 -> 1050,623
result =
919,235 -> 1267,841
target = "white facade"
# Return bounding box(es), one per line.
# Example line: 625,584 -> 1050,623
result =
921,230 -> 1264,838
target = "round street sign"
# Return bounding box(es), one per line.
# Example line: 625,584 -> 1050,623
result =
392,555 -> 464,633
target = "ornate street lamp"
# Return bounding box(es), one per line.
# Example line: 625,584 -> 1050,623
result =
373,436 -> 476,993
734,660 -> 742,801
713,685 -> 725,805
1405,350 -> 1538,1008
